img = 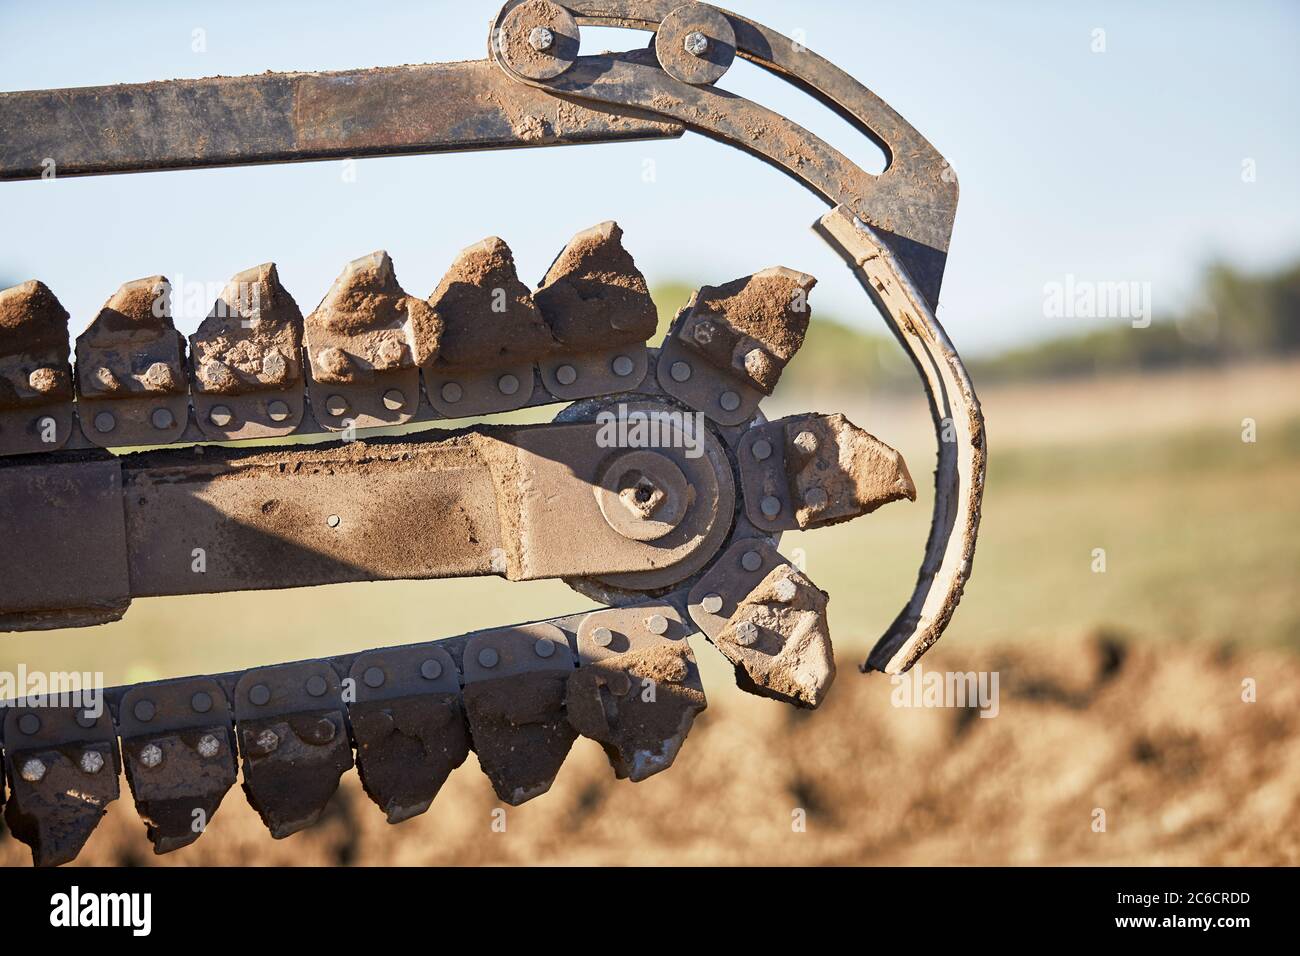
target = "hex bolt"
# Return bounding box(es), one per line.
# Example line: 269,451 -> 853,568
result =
741,550 -> 763,573
209,405 -> 234,427
592,626 -> 613,647
79,750 -> 104,774
555,364 -> 578,386
529,26 -> 555,52
93,411 -> 116,433
420,658 -> 443,680
804,487 -> 829,511
191,691 -> 213,714
267,400 -> 291,422
139,743 -> 164,769
441,382 -> 463,404
133,699 -> 157,722
151,407 -> 175,430
325,394 -> 350,417
255,728 -> 280,753
751,438 -> 773,461
773,576 -> 798,604
478,647 -> 500,669
760,495 -> 782,518
534,638 -> 556,659
249,683 -> 271,706
645,613 -> 669,635
18,713 -> 40,735
733,620 -> 758,646
197,734 -> 221,759
612,355 -> 635,377
20,758 -> 46,783
498,373 -> 520,396
382,388 -> 405,411
719,390 -> 741,412
326,514 -> 341,528
683,30 -> 709,57
363,666 -> 385,689
701,592 -> 724,614
692,320 -> 716,345
794,429 -> 818,454
670,361 -> 692,382
306,674 -> 328,697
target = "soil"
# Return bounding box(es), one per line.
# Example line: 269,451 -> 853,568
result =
0,280 -> 72,406
190,263 -> 303,394
74,277 -> 186,397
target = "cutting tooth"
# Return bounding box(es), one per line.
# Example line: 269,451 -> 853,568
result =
304,251 -> 440,384
673,266 -> 816,395
534,221 -> 657,349
190,263 -> 303,395
783,412 -> 915,528
74,276 -> 186,398
0,280 -> 73,408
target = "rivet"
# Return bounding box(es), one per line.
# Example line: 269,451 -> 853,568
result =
306,674 -> 328,697
151,407 -> 175,429
733,621 -> 758,646
751,438 -> 773,461
18,713 -> 40,735
794,430 -> 819,453
497,373 -> 520,396
191,691 -> 213,714
75,710 -> 98,729
267,399 -> 291,422
133,699 -> 156,722
249,683 -> 271,706
645,613 -> 669,635
20,758 -> 45,783
139,743 -> 164,769
478,647 -> 499,669
592,626 -> 613,647
741,550 -> 763,573
612,355 -> 635,377
529,26 -> 555,51
325,394 -> 350,417
420,658 -> 443,680
326,514 -> 341,528
555,364 -> 578,386
719,390 -> 741,412
441,382 -> 463,404
209,405 -> 234,427
93,411 -> 116,433
363,666 -> 385,689
79,750 -> 104,774
382,388 -> 405,411
760,496 -> 782,517
197,734 -> 221,759
670,361 -> 692,382
701,592 -> 724,614
804,487 -> 829,510
534,638 -> 556,659
683,30 -> 709,57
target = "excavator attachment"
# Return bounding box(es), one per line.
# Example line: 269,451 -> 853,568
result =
0,0 -> 984,865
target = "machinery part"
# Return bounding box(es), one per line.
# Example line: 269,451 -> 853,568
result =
0,0 -> 989,864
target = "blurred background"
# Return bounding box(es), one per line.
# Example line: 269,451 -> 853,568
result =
1,0 -> 1297,865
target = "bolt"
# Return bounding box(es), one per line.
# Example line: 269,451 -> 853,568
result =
534,638 -> 556,659
497,373 -> 520,395
440,382 -> 463,404
93,411 -> 116,433
139,743 -> 163,769
382,388 -> 405,411
670,361 -> 692,382
79,750 -> 104,774
363,666 -> 385,689
683,30 -> 709,57
733,620 -> 758,646
701,592 -> 724,614
555,364 -> 578,386
249,683 -> 271,706
420,658 -> 443,680
692,320 -> 716,345
306,674 -> 328,697
592,626 -> 613,647
719,390 -> 741,412
326,514 -> 341,528
255,728 -> 279,753
478,647 -> 500,669
267,399 -> 291,422
209,405 -> 234,427
151,407 -> 175,430
751,438 -> 773,461
529,26 -> 555,52
804,487 -> 829,511
75,710 -> 98,729
794,429 -> 818,454
760,495 -> 782,518
612,355 -> 635,377
191,691 -> 213,714
325,394 -> 349,417
18,713 -> 40,735
645,613 -> 669,635
197,734 -> 221,759
773,576 -> 798,603
133,699 -> 156,722
20,758 -> 45,783
741,550 -> 763,573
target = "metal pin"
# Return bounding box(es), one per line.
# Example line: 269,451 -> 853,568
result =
75,711 -> 97,729
760,495 -> 782,517
741,550 -> 763,572
151,407 -> 175,429
478,647 -> 500,669
719,390 -> 741,412
93,411 -> 116,433
592,626 -> 613,647
670,361 -> 692,382
555,364 -> 578,386
497,373 -> 520,395
18,713 -> 40,735
382,389 -> 405,411
441,382 -> 463,403
420,658 -> 443,680
249,683 -> 271,706
267,399 -> 291,422
534,638 -> 556,658
612,355 -> 635,377
363,666 -> 385,689
751,438 -> 772,461
306,674 -> 328,697
645,613 -> 669,635
209,405 -> 234,427
325,394 -> 349,417
191,691 -> 213,714
701,593 -> 724,614
134,699 -> 156,722
326,514 -> 341,528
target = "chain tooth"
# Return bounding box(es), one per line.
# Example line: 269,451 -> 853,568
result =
0,280 -> 75,454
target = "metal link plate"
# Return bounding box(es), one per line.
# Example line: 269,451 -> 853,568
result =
426,362 -> 536,418
539,344 -> 648,401
77,394 -> 190,448
687,537 -> 783,640
306,366 -> 422,432
193,387 -> 306,441
0,403 -> 73,456
655,335 -> 762,426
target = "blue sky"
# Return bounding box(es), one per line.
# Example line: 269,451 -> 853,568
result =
2,0 -> 1296,355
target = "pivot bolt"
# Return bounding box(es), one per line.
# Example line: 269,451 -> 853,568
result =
93,411 -> 116,433
249,683 -> 271,706
18,713 -> 40,735
363,666 -> 385,689
741,550 -> 763,572
20,758 -> 46,783
733,621 -> 758,646
529,26 -> 555,52
133,699 -> 156,722
645,613 -> 669,635
683,31 -> 709,57
191,691 -> 213,714
719,390 -> 741,412
139,743 -> 164,769
751,439 -> 773,461
592,626 -> 613,647
760,495 -> 782,518
534,638 -> 556,659
701,593 -> 724,614
306,674 -> 328,697
478,647 -> 500,669
612,355 -> 635,377
197,734 -> 221,759
80,750 -> 104,774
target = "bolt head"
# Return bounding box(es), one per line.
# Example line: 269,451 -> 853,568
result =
670,361 -> 692,383
249,683 -> 271,706
592,626 -> 614,647
733,620 -> 758,646
555,364 -> 578,386
18,713 -> 40,735
497,373 -> 520,396
534,638 -> 556,659
773,576 -> 799,603
133,699 -> 157,722
79,750 -> 104,774
646,613 -> 669,635
20,758 -> 46,783
191,691 -> 213,714
267,399 -> 291,422
612,355 -> 635,377
306,674 -> 328,697
93,410 -> 116,433
701,593 -> 724,615
719,390 -> 741,412
363,666 -> 385,689
382,388 -> 405,411
197,734 -> 221,759
151,407 -> 175,430
478,647 -> 500,669
254,728 -> 280,753
529,26 -> 555,52
741,550 -> 763,573
420,658 -> 443,680
751,438 -> 773,461
760,495 -> 782,518
139,743 -> 164,769
683,30 -> 709,57
441,381 -> 463,404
